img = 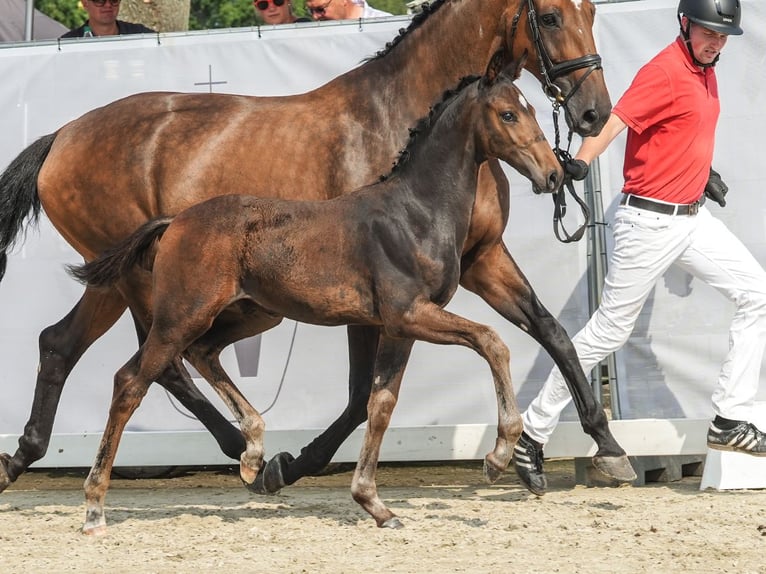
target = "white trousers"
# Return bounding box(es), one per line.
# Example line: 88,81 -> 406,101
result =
523,203 -> 766,445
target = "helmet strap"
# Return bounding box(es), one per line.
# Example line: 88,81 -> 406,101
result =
678,16 -> 719,68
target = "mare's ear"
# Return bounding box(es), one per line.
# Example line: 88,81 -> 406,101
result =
482,47 -> 508,87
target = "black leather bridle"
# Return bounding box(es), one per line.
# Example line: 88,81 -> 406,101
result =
509,0 -> 603,243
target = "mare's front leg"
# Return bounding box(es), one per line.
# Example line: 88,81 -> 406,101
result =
460,165 -> 633,482
1,287 -> 127,493
254,325 -> 397,494
350,335 -> 413,529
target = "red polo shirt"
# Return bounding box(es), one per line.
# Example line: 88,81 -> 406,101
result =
613,37 -> 719,204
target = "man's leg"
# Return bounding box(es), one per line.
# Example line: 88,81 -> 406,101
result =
678,208 -> 766,455
515,207 -> 696,493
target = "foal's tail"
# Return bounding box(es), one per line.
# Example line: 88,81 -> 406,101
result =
0,133 -> 57,282
67,218 -> 173,288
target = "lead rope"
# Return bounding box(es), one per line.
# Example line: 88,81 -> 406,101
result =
551,104 -> 590,243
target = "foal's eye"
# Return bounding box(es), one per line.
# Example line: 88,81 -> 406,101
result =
500,111 -> 517,123
539,12 -> 559,28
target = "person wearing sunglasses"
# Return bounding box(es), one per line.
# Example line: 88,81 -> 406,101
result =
305,0 -> 391,21
61,0 -> 154,38
254,0 -> 310,25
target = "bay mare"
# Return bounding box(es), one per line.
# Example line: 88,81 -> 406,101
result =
0,0 -> 635,493
71,56 -> 562,532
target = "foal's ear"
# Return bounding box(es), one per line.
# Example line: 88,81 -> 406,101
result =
506,50 -> 528,82
482,47 -> 508,86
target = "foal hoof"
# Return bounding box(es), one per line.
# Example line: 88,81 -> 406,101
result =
592,454 -> 637,483
82,524 -> 108,537
245,452 -> 294,495
482,457 -> 504,484
0,453 -> 12,493
380,517 -> 404,529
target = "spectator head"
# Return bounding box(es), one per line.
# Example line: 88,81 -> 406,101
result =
306,0 -> 351,21
82,0 -> 122,28
255,0 -> 298,25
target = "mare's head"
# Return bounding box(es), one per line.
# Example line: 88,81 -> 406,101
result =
475,50 -> 562,194
501,0 -> 611,136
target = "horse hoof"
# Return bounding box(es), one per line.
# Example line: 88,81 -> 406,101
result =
0,453 -> 11,493
239,462 -> 258,486
82,525 -> 108,536
245,452 -> 293,495
592,454 -> 637,483
482,458 -> 504,484
380,517 -> 404,529
82,521 -> 108,536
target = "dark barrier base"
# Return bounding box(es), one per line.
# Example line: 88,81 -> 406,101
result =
575,455 -> 705,487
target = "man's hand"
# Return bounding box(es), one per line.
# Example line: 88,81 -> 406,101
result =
565,159 -> 589,181
704,168 -> 728,207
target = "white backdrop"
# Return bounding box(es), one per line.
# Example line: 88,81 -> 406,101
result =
0,1 -> 764,466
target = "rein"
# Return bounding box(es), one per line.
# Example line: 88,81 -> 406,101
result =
509,0 -> 600,243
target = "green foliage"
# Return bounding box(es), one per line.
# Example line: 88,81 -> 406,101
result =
37,0 -> 86,30
37,0 -> 410,32
189,0 -> 257,30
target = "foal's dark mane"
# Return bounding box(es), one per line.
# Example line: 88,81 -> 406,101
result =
366,0 -> 445,62
384,73 -> 481,179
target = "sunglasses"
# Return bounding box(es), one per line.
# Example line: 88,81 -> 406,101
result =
90,0 -> 121,6
307,0 -> 333,15
255,0 -> 285,10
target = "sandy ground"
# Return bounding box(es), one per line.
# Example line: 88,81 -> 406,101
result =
2,459 -> 765,574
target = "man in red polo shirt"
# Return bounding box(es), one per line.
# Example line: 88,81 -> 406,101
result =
513,0 -> 766,495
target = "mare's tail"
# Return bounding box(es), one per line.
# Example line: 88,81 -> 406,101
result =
67,218 -> 173,288
0,133 -> 57,282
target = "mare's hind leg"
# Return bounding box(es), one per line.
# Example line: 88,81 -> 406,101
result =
460,241 -> 635,482
254,325 -> 387,493
350,335 -> 414,528
0,288 -> 127,493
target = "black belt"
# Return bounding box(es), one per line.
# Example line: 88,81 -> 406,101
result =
620,194 -> 703,216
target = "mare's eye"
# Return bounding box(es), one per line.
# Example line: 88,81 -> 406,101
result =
500,111 -> 517,123
539,13 -> 559,28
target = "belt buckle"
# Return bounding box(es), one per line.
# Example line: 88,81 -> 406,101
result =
688,201 -> 700,216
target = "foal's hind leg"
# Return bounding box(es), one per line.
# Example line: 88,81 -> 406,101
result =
82,351 -> 159,535
0,288 -> 127,493
130,313 -> 246,461
185,346 -> 266,486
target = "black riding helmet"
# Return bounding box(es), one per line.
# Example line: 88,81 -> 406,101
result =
678,0 -> 743,35
677,0 -> 743,67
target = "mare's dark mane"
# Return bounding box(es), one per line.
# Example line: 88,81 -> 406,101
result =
365,0 -> 446,62
383,73 -> 481,180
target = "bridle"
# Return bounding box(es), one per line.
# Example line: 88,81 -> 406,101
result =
509,0 -> 602,243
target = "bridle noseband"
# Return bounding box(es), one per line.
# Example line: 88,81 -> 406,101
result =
509,0 -> 603,243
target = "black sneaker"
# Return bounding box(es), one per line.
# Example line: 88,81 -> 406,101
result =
512,431 -> 547,495
707,420 -> 766,456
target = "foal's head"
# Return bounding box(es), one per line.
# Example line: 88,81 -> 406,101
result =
475,51 -> 563,194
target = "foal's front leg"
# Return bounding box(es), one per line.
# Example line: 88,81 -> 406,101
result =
350,336 -> 414,529
395,302 -> 522,482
